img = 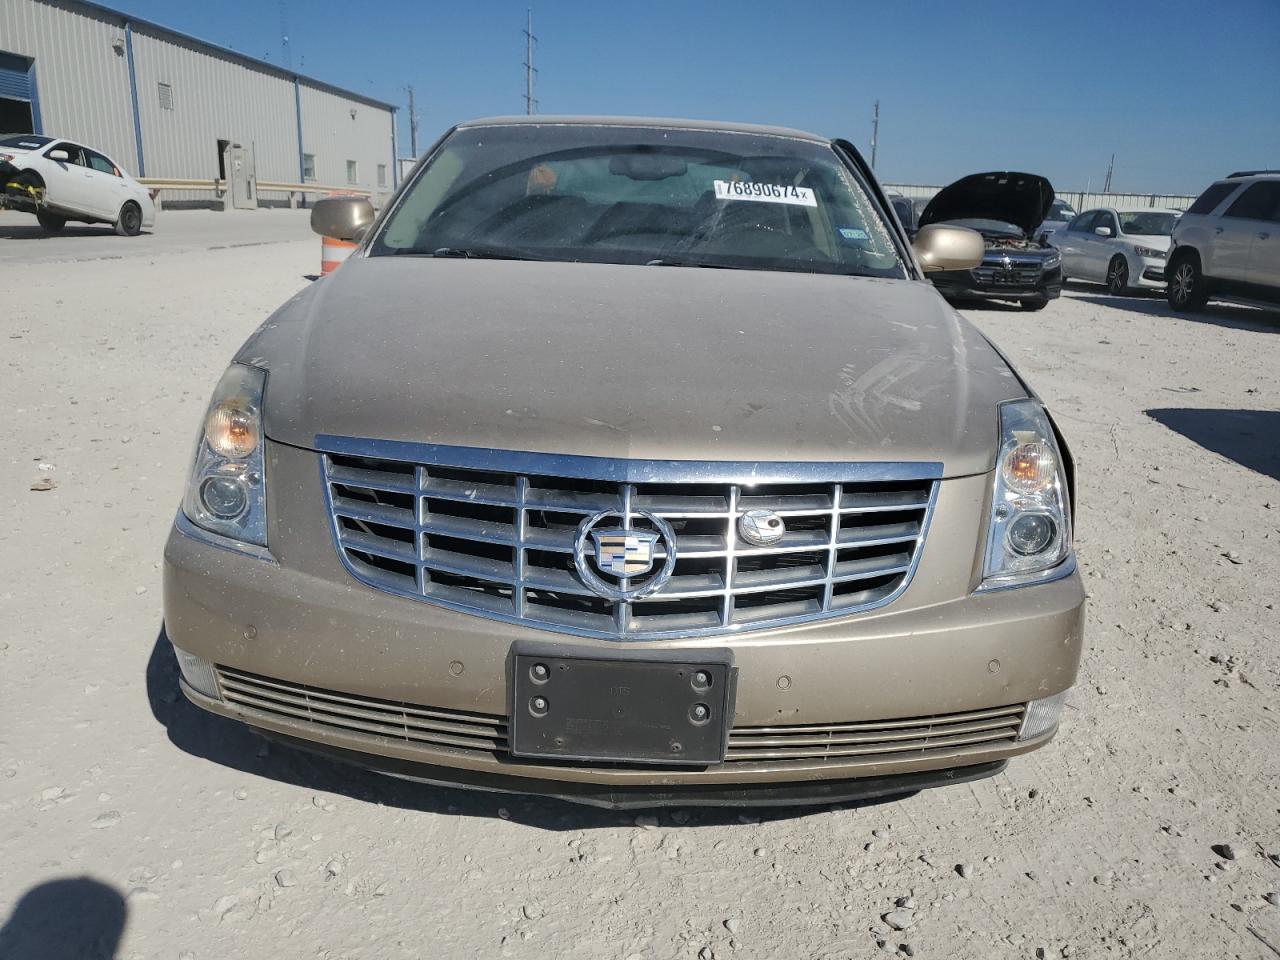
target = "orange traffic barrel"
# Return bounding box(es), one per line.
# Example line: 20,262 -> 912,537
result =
321,235 -> 357,275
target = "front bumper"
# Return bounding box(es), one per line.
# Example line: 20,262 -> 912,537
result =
929,265 -> 1063,302
163,442 -> 1085,803
1137,258 -> 1168,288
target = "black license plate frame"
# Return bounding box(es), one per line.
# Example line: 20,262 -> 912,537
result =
508,643 -> 735,766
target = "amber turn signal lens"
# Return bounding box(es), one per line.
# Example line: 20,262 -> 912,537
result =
1002,441 -> 1054,495
206,401 -> 259,458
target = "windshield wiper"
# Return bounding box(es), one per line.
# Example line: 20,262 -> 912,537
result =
645,257 -> 744,270
427,246 -> 549,262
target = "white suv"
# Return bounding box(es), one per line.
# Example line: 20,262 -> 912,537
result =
1167,172 -> 1280,311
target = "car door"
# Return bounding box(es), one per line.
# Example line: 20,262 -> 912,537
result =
1087,210 -> 1120,279
41,141 -> 95,214
1211,182 -> 1274,284
1055,212 -> 1096,276
1241,182 -> 1280,289
82,147 -> 129,220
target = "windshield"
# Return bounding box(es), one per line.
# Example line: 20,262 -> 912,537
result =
372,123 -> 907,278
1118,211 -> 1177,235
1044,201 -> 1075,222
0,134 -> 52,150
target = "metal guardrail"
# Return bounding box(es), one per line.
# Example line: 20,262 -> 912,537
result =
139,178 -> 373,198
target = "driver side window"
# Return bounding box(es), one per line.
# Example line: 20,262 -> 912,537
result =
1067,212 -> 1096,233
84,149 -> 119,176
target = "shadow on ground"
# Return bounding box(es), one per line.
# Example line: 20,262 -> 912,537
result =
0,223 -> 124,240
1070,290 -> 1280,332
1146,408 -> 1280,481
0,877 -> 126,960
145,631 -> 887,829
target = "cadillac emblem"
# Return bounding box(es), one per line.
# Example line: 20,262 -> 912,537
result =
574,509 -> 678,601
591,528 -> 659,577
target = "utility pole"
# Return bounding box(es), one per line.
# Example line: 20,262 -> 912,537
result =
1102,153 -> 1115,194
523,8 -> 538,115
278,0 -> 291,69
407,84 -> 419,157
870,100 -> 880,170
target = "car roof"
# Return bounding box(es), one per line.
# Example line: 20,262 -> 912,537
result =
1111,207 -> 1181,214
456,115 -> 829,144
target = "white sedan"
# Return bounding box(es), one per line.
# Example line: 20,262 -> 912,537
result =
0,133 -> 156,236
1049,206 -> 1180,294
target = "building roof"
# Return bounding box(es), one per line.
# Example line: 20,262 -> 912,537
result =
49,0 -> 396,112
458,115 -> 828,143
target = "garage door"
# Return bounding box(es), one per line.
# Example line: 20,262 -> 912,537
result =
0,51 -> 33,100
0,51 -> 39,135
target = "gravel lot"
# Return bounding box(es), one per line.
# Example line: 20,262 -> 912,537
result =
2,210 -> 1278,960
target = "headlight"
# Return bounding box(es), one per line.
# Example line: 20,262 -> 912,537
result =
1133,245 -> 1166,259
980,399 -> 1072,589
1041,251 -> 1061,268
181,364 -> 268,545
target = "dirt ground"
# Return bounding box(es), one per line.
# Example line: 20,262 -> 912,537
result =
1,210 -> 1278,960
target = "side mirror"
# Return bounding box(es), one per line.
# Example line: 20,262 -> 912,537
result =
310,196 -> 375,242
47,148 -> 70,162
1094,226 -> 1113,238
913,223 -> 985,272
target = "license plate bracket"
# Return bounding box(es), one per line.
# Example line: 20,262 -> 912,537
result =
508,644 -> 734,765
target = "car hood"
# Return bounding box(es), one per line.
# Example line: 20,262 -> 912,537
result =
242,258 -> 1027,477
920,172 -> 1055,235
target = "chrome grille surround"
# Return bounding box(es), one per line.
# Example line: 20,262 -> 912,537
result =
318,436 -> 940,641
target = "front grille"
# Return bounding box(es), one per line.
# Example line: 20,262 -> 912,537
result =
217,665 -> 1021,770
320,442 -> 938,640
973,256 -> 1043,287
217,666 -> 508,755
725,704 -> 1024,764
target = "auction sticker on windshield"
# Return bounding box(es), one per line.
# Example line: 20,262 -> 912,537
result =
714,180 -> 817,207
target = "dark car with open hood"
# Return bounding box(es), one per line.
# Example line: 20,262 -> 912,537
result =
920,172 -> 1063,311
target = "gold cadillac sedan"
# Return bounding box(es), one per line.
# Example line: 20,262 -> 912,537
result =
163,117 -> 1083,808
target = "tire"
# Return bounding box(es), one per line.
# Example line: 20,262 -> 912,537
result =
1020,296 -> 1050,312
114,201 -> 143,237
1106,255 -> 1130,295
1168,254 -> 1209,312
36,210 -> 66,232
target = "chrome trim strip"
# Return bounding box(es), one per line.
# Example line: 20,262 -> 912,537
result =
173,510 -> 277,564
315,434 -> 944,484
973,552 -> 1077,594
318,444 -> 942,641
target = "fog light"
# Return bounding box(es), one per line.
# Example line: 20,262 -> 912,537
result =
173,644 -> 220,700
1007,512 -> 1057,556
1018,691 -> 1066,741
200,475 -> 248,519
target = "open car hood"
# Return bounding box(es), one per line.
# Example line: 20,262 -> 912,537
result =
919,172 -> 1055,235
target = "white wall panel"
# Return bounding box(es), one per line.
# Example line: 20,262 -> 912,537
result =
2,0 -> 396,205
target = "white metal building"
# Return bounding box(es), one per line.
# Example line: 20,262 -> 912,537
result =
0,0 -> 399,206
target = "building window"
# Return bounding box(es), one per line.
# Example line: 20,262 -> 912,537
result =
157,82 -> 174,110
346,160 -> 358,184
302,153 -> 316,181
377,164 -> 387,187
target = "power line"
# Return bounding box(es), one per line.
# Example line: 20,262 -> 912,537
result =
522,8 -> 537,115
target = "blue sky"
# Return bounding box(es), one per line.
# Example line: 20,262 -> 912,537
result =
117,0 -> 1278,194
